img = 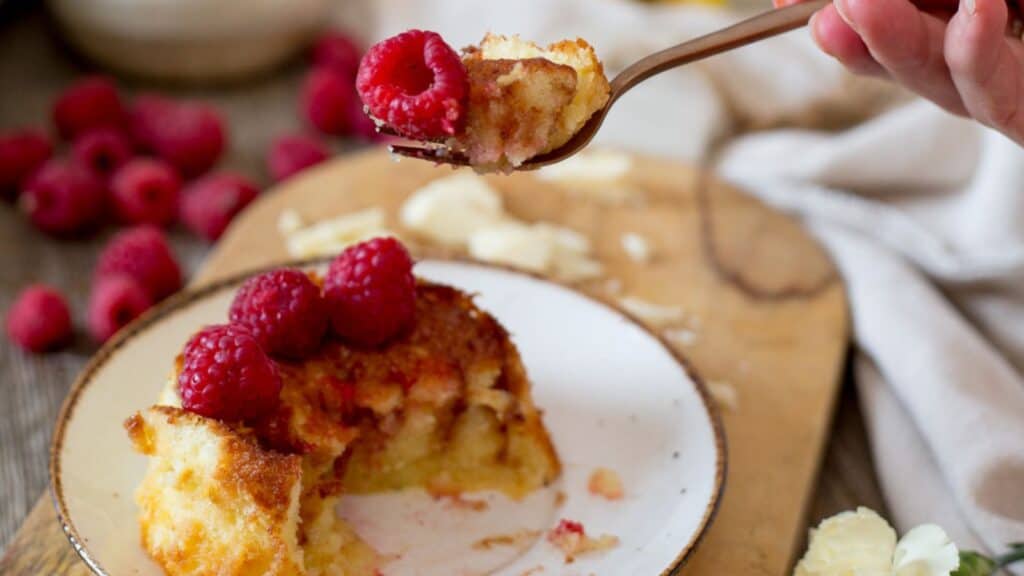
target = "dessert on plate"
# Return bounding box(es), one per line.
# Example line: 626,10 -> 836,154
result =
126,238 -> 560,575
356,30 -> 610,172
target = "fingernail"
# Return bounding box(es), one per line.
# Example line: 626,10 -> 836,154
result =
963,0 -> 976,15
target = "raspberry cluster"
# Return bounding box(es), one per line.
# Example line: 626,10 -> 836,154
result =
178,237 -> 417,421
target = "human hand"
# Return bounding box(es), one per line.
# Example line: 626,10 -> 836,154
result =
777,0 -> 1024,144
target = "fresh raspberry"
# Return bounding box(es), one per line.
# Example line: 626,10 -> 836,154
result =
87,275 -> 152,343
20,160 -> 105,236
110,159 -> 181,227
356,30 -> 468,140
0,129 -> 52,200
267,134 -> 330,182
129,95 -> 226,178
180,172 -> 259,242
229,268 -> 327,359
178,323 -> 282,421
5,284 -> 73,353
301,67 -> 356,136
95,226 -> 182,301
310,32 -> 362,78
52,76 -> 125,140
72,128 -> 133,182
323,237 -> 416,346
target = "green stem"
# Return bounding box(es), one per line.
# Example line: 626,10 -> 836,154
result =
995,544 -> 1024,569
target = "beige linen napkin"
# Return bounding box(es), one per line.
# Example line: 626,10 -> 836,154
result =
337,0 -> 1024,566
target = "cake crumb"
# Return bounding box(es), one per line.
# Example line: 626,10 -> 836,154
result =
620,233 -> 653,263
663,327 -> 698,348
603,277 -> 623,295
618,296 -> 685,327
547,519 -> 619,563
520,567 -> 545,576
432,492 -> 490,512
707,380 -> 739,411
555,490 -> 568,507
588,467 -> 624,501
473,530 -> 542,550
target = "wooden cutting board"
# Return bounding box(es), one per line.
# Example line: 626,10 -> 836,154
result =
0,149 -> 847,576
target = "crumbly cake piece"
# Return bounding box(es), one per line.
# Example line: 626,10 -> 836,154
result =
125,406 -> 305,576
455,34 -> 611,169
134,281 -> 560,575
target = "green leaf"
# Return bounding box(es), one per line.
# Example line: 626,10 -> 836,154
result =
952,551 -> 997,576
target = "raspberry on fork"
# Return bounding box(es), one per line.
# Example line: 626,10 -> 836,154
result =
110,159 -> 181,227
95,226 -> 182,301
0,129 -> 52,200
356,30 -> 468,140
20,159 -> 105,236
323,237 -> 416,346
5,284 -> 73,353
229,268 -> 328,359
180,172 -> 260,242
88,275 -> 153,343
178,323 -> 282,421
72,128 -> 133,182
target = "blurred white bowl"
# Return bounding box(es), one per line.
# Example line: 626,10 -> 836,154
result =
48,0 -> 333,83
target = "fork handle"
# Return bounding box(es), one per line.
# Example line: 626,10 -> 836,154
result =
610,0 -> 831,99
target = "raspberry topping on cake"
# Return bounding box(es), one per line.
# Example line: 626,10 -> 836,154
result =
95,226 -> 182,301
5,284 -> 72,353
229,268 -> 328,359
323,237 -> 416,346
356,30 -> 468,140
110,159 -> 182,227
178,324 -> 282,421
88,275 -> 153,343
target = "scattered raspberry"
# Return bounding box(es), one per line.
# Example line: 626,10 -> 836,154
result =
229,268 -> 327,359
356,30 -> 468,140
301,67 -> 356,136
87,275 -> 152,343
310,32 -> 362,78
129,95 -> 225,178
0,129 -> 52,200
348,93 -> 384,142
323,237 -> 416,346
267,134 -> 330,182
180,172 -> 259,242
178,323 -> 282,421
5,284 -> 73,353
52,76 -> 125,140
72,128 -> 133,181
20,160 -> 105,236
95,226 -> 182,301
110,159 -> 181,227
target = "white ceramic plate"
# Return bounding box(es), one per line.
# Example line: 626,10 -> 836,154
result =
51,259 -> 725,576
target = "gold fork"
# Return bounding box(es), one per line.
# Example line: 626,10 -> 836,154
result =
383,0 -> 830,170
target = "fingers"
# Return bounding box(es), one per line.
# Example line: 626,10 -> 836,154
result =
810,6 -> 888,76
945,0 -> 1024,143
834,0 -> 969,115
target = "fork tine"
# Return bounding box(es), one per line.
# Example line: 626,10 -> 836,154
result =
375,124 -> 452,145
388,144 -> 472,167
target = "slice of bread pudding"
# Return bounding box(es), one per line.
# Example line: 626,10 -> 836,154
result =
128,281 -> 559,576
456,34 -> 611,170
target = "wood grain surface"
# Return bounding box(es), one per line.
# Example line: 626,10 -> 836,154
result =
1,6 -> 888,576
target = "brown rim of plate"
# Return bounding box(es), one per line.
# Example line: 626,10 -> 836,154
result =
49,255 -> 728,576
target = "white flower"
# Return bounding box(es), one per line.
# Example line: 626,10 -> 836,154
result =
893,524 -> 959,576
794,509 -> 960,576
795,507 -> 896,576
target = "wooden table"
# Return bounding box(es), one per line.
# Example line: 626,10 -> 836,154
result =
0,5 -> 888,564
